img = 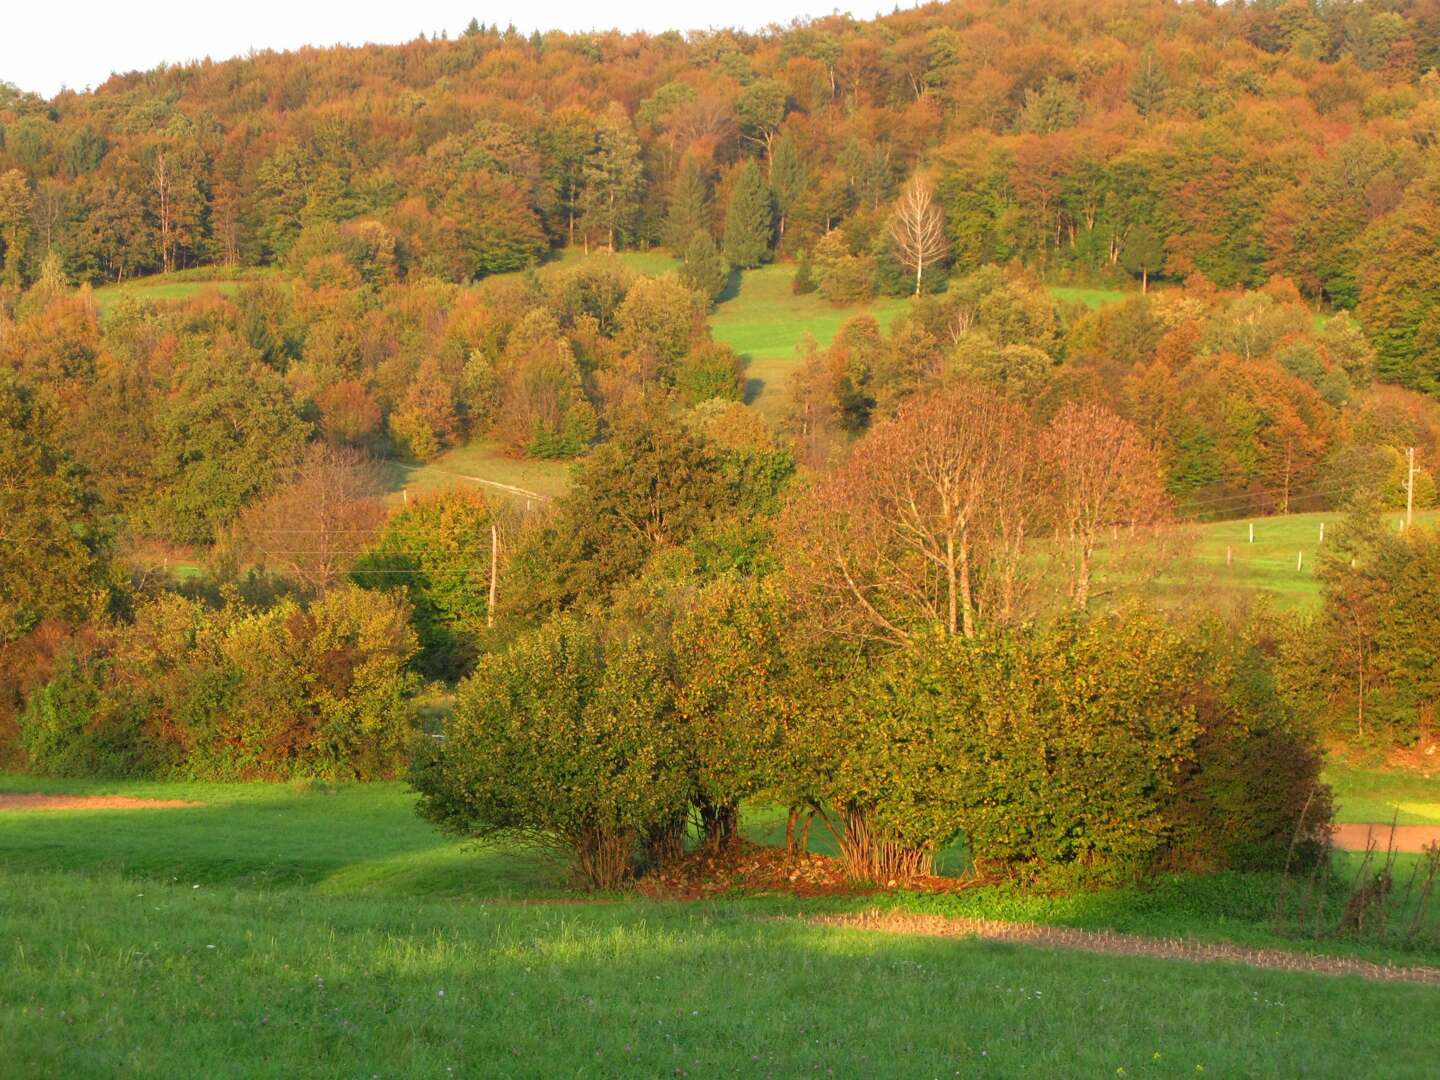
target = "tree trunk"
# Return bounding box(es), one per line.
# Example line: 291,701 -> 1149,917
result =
958,531 -> 975,638
699,798 -> 739,850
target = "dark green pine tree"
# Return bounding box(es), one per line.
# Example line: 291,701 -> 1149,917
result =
663,159 -> 711,255
769,135 -> 808,244
680,230 -> 730,304
722,161 -> 773,270
1128,47 -> 1169,119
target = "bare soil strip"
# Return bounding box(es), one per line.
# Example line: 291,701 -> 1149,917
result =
0,792 -> 199,812
809,910 -> 1440,986
1333,823 -> 1440,854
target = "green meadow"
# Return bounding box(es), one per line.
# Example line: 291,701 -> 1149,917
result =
1173,510 -> 1440,608
91,267 -> 281,317
383,439 -> 571,507
710,264 -> 912,418
3,771 -> 1439,1078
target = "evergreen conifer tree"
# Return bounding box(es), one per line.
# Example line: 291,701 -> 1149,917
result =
722,161 -> 773,269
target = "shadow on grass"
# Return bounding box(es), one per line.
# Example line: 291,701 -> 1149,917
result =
0,781 -> 557,898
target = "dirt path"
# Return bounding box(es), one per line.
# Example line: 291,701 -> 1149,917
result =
810,910 -> 1440,986
0,792 -> 198,812
1333,823 -> 1440,854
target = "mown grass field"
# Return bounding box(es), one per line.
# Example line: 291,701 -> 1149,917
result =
1171,510 -> 1440,608
710,265 -> 912,418
382,439 -> 572,508
1329,762 -> 1440,825
91,267 -> 281,317
2,771 -> 1438,1077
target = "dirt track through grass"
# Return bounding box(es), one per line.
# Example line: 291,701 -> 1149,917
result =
0,792 -> 198,812
811,910 -> 1440,985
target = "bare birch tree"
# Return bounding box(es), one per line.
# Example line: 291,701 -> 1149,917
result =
780,385 -> 1033,643
1040,400 -> 1169,609
241,444 -> 387,592
890,173 -> 948,296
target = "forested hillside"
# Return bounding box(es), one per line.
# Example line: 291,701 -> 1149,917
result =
0,0 -> 1439,388
6,0 -> 1440,772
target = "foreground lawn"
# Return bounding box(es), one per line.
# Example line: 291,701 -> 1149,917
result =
6,866 -> 1439,1079
3,774 -> 1439,1075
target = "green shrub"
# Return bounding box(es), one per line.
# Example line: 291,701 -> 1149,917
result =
1169,623 -> 1332,870
676,342 -> 745,405
821,609 -> 1328,886
17,588 -> 420,782
410,616 -> 689,889
671,578 -> 791,847
791,252 -> 817,295
18,652 -> 160,777
811,230 -> 876,304
353,491 -> 495,679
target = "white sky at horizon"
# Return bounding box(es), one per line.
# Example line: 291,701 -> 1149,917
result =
3,1 -> 902,100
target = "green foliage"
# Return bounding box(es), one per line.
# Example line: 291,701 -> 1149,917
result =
0,373 -> 113,640
581,103 -> 644,249
1357,173 -> 1440,394
18,653 -> 156,777
678,230 -> 729,305
354,490 -> 495,679
143,342 -> 311,544
512,411 -> 732,611
812,229 -> 876,303
722,161 -> 774,269
16,588 -> 420,781
672,578 -> 792,843
676,342 -> 744,405
1128,48 -> 1170,117
1299,506 -> 1440,743
821,610 -> 1328,885
410,616 -> 689,888
1170,625 -> 1334,871
615,273 -> 707,368
662,159 -> 710,255
790,251 -> 817,295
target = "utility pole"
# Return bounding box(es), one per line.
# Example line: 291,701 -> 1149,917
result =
487,522 -> 499,628
1405,447 -> 1417,532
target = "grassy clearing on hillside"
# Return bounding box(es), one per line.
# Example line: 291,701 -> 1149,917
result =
2,774 -> 1439,1077
710,265 -> 911,418
544,246 -> 681,278
1048,284 -> 1132,309
382,440 -> 573,507
92,268 -> 280,317
1180,510 -> 1439,608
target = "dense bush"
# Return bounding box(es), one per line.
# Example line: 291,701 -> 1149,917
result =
410,616 -> 689,889
1169,625 -> 1334,871
19,653 -> 159,778
671,578 -> 792,847
814,609 -> 1328,886
15,587 -> 420,780
813,231 -> 876,304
